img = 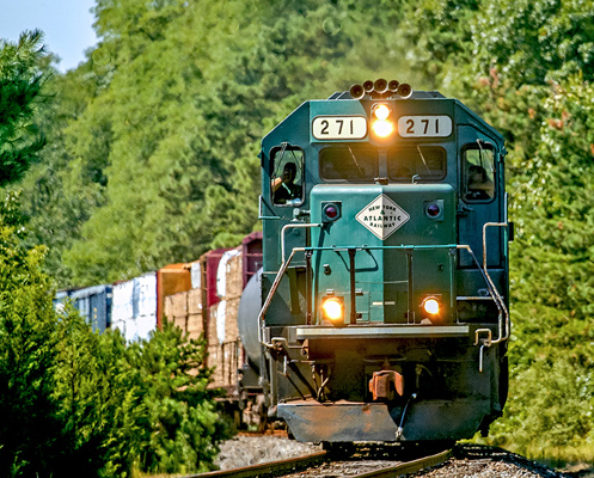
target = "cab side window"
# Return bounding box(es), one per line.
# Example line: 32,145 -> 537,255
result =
271,145 -> 304,206
463,142 -> 495,201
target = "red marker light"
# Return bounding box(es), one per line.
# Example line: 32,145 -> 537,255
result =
427,203 -> 441,217
323,203 -> 341,222
324,204 -> 338,219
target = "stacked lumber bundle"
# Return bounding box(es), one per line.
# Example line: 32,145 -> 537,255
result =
207,248 -> 243,389
163,287 -> 203,339
162,233 -> 263,392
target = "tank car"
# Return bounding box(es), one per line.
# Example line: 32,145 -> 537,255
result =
238,79 -> 511,443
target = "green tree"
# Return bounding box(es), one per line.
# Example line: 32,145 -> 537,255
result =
0,197 -> 228,475
16,62 -> 109,284
0,32 -> 66,475
0,193 -> 66,476
0,31 -> 47,185
53,309 -> 228,476
130,321 -> 228,474
489,76 -> 594,458
52,309 -> 144,476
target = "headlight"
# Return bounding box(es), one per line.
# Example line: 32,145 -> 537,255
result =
321,296 -> 344,324
373,104 -> 390,120
371,104 -> 394,138
422,297 -> 440,316
371,120 -> 394,137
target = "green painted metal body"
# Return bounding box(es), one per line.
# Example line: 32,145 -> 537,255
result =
310,184 -> 456,325
255,90 -> 510,443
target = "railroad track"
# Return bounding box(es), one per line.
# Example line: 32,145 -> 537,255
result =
184,447 -> 452,478
351,449 -> 452,478
182,450 -> 327,478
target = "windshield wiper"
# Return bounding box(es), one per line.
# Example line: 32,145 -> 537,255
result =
347,146 -> 365,177
476,139 -> 487,170
272,141 -> 289,180
416,145 -> 431,180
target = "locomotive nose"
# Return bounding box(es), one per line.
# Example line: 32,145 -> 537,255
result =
312,184 -> 454,245
310,183 -> 456,325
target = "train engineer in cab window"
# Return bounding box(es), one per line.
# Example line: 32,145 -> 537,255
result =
271,147 -> 304,205
463,142 -> 495,201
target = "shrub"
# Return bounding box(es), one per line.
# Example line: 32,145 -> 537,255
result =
0,193 -> 229,476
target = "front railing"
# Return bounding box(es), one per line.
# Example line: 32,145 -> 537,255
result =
260,229 -> 509,347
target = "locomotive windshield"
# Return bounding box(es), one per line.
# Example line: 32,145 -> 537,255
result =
319,146 -> 377,182
387,146 -> 446,181
319,145 -> 446,182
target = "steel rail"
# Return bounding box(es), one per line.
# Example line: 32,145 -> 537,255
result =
182,450 -> 327,478
353,448 -> 452,478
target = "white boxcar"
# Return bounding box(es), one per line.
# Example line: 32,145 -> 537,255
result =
112,272 -> 157,341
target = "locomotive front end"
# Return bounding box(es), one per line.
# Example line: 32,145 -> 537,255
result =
256,81 -> 511,443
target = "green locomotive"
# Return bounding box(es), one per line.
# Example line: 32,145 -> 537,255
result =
240,79 -> 511,443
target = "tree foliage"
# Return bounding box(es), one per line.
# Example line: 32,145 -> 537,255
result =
0,194 -> 65,476
127,322 -> 226,473
0,31 -> 47,185
52,314 -> 227,476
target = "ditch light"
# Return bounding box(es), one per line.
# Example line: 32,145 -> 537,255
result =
321,296 -> 344,324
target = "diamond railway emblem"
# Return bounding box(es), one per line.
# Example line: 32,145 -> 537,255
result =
355,194 -> 410,240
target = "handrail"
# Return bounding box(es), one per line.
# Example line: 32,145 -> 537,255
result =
281,223 -> 322,263
457,244 -> 507,346
258,194 -> 281,220
259,242 -> 509,347
301,244 -> 458,252
258,247 -> 301,345
481,222 -> 510,343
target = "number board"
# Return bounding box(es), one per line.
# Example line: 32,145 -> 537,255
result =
312,116 -> 367,140
398,115 -> 452,138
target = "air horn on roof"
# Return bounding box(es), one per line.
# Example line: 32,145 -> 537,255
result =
349,78 -> 412,99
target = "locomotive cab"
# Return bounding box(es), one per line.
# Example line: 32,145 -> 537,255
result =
250,81 -> 510,443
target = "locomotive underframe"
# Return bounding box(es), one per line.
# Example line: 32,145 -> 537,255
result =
263,324 -> 507,442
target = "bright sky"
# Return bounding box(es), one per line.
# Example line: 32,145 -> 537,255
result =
0,0 -> 98,72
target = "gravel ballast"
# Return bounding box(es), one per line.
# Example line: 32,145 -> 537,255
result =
215,435 -> 320,470
213,435 -> 590,477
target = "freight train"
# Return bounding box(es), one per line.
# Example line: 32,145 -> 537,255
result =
236,79 -> 512,444
57,79 -> 511,445
54,233 -> 264,401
